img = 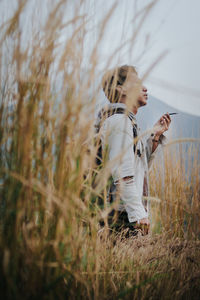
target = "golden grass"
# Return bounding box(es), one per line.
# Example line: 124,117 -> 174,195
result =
0,1 -> 199,299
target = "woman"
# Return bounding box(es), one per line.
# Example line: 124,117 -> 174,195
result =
95,65 -> 171,236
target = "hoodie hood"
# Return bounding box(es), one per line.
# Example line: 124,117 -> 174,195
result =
94,103 -> 136,133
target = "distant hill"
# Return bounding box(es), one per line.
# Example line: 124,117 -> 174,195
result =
136,95 -> 200,140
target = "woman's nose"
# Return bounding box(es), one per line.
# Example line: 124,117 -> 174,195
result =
143,86 -> 147,92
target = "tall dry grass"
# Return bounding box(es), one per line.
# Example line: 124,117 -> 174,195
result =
149,143 -> 200,237
0,0 -> 199,299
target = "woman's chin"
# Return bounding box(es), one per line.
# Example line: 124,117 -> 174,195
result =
138,99 -> 147,107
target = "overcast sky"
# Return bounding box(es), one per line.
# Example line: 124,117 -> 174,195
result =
1,0 -> 200,116
90,0 -> 200,116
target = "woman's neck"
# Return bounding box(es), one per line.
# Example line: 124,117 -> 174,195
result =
118,96 -> 138,115
132,106 -> 138,115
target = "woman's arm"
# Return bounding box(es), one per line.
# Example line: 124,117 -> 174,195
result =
151,113 -> 171,153
145,113 -> 171,167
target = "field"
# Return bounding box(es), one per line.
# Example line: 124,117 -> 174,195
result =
0,1 -> 200,299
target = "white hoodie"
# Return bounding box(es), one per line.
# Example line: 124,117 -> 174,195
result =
96,103 -> 165,223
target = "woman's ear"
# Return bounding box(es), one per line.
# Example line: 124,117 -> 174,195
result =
114,85 -> 123,103
115,85 -> 123,95
111,85 -> 125,103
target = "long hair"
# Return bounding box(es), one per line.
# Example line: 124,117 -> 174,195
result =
102,65 -> 137,103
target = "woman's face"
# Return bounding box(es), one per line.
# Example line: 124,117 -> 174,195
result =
116,71 -> 148,110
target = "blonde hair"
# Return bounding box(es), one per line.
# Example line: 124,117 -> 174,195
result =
102,65 -> 137,103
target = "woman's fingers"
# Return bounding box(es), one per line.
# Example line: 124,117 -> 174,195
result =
160,117 -> 167,128
160,113 -> 171,129
164,114 -> 171,128
154,112 -> 171,135
138,218 -> 150,225
165,113 -> 171,123
163,118 -> 168,129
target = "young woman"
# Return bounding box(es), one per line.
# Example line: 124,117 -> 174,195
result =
96,65 -> 171,236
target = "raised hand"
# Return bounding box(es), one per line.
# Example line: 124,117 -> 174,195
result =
153,112 -> 171,137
